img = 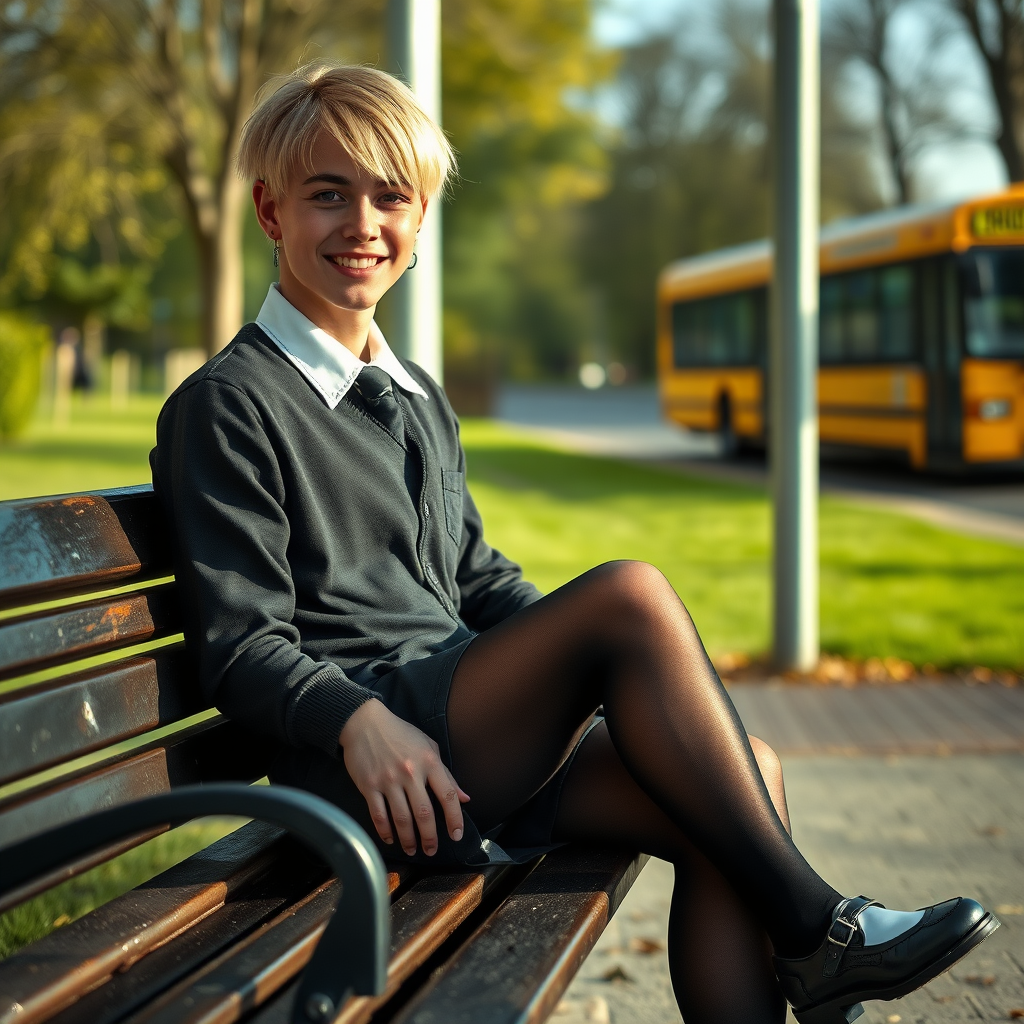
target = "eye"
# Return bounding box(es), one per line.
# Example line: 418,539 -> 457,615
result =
313,190 -> 345,203
380,191 -> 411,205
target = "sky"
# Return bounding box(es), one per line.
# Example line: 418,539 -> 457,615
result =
591,0 -> 1008,205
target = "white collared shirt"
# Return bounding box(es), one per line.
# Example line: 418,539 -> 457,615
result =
255,284 -> 428,410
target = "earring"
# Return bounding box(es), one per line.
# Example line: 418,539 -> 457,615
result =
407,252 -> 418,269
273,240 -> 280,268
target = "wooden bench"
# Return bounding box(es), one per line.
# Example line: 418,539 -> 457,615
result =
0,485 -> 646,1024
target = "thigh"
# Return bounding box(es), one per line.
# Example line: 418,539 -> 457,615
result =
447,568 -> 622,829
552,720 -> 699,861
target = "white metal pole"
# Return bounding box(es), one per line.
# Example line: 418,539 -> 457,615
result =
386,0 -> 444,383
771,0 -> 820,671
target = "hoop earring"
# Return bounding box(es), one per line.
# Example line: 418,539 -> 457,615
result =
273,240 -> 280,268
407,252 -> 418,269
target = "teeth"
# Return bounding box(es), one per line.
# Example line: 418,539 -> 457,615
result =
334,256 -> 379,269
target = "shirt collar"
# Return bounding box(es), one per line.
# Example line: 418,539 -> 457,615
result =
255,284 -> 428,409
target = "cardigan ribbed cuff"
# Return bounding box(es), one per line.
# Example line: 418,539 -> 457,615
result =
288,666 -> 381,757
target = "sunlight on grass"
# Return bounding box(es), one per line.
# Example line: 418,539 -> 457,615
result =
0,819 -> 242,958
0,395 -> 162,500
1,401 -> 1020,668
459,420 -> 1024,670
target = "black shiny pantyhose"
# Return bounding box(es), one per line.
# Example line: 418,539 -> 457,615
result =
447,561 -> 841,1022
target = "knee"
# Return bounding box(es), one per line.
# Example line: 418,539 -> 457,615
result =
593,560 -> 686,625
748,734 -> 783,789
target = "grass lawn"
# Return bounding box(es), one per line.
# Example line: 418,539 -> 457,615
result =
2,397 -> 1021,670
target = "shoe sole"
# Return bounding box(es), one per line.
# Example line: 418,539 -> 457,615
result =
793,913 -> 1001,1024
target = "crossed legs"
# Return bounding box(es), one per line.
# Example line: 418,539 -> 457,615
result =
447,560 -> 840,1023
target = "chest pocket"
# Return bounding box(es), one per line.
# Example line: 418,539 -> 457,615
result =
441,469 -> 464,544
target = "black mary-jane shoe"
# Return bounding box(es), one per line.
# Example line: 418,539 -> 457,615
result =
773,894 -> 1000,1024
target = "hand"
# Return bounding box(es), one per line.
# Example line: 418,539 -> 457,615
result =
339,698 -> 470,856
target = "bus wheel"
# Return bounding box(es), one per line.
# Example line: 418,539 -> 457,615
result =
719,393 -> 739,459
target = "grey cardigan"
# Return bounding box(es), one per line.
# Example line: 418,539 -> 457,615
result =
151,323 -> 540,759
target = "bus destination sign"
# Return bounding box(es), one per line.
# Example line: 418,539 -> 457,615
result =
972,204 -> 1024,238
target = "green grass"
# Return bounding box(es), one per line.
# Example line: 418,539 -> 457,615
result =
459,421 -> 1024,671
2,399 -> 1021,669
0,819 -> 241,959
0,395 -> 162,500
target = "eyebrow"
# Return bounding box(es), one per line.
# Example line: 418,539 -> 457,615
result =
301,173 -> 352,186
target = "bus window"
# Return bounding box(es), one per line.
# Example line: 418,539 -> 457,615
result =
818,263 -> 916,362
672,290 -> 763,367
880,265 -> 914,359
846,271 -> 879,359
962,249 -> 1024,358
820,277 -> 843,362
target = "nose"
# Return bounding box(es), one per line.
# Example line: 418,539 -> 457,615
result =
343,196 -> 379,243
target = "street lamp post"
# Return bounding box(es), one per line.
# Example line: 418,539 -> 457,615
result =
771,0 -> 820,672
386,0 -> 444,382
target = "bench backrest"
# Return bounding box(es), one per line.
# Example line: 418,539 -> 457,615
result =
0,485 -> 276,910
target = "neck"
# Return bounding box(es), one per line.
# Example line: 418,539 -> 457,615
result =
276,276 -> 377,362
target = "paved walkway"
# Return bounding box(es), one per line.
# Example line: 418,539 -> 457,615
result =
553,683 -> 1024,1024
730,681 -> 1024,755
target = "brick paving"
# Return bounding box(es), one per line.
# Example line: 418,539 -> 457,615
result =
553,686 -> 1024,1023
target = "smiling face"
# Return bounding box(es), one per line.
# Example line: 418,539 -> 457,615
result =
253,131 -> 427,352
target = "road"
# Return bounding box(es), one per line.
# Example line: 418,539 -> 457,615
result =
496,385 -> 1024,545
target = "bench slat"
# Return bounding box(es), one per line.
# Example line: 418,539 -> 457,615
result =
0,487 -> 169,611
0,646 -> 202,787
3,822 -> 412,1024
130,866 -> 511,1024
0,821 -> 290,1024
390,848 -> 648,1024
0,583 -> 180,681
0,719 -> 277,911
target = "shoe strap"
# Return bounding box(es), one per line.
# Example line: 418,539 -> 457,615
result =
823,896 -> 884,978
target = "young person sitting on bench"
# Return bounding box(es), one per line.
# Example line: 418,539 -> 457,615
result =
151,62 -> 998,1024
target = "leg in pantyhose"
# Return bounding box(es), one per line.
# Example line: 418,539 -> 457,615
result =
446,560 -> 841,963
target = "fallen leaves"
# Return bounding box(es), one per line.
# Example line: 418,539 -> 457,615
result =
965,973 -> 997,986
599,965 -> 634,984
1008,1010 -> 1024,1019
627,936 -> 665,955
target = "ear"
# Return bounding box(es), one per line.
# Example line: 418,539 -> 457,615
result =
417,194 -> 429,232
253,181 -> 282,240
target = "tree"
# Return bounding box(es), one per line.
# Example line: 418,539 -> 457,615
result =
579,1 -> 884,376
438,0 -> 612,380
952,0 -> 1024,181
826,0 -> 978,203
0,1 -> 377,355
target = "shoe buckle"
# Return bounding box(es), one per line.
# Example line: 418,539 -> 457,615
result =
828,915 -> 858,949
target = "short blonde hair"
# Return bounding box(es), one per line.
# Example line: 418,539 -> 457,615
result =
237,62 -> 454,199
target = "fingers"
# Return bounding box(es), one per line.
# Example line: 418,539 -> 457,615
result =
366,791 -> 395,847
389,754 -> 441,856
428,763 -> 466,843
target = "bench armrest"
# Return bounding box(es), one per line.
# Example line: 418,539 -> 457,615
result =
0,783 -> 389,1024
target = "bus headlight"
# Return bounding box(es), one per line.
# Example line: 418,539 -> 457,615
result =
978,398 -> 1013,420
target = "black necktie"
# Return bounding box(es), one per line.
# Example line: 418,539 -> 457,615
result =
354,365 -> 404,437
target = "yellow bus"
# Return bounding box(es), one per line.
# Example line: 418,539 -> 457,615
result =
657,187 -> 1024,468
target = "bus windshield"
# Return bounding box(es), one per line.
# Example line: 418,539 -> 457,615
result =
962,249 -> 1024,358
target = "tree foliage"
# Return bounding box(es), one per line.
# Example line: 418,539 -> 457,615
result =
0,0 -> 378,354
578,1 -> 885,377
0,311 -> 49,440
440,0 -> 613,380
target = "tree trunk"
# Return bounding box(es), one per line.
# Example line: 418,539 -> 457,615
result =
207,175 -> 248,354
957,0 -> 1024,182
